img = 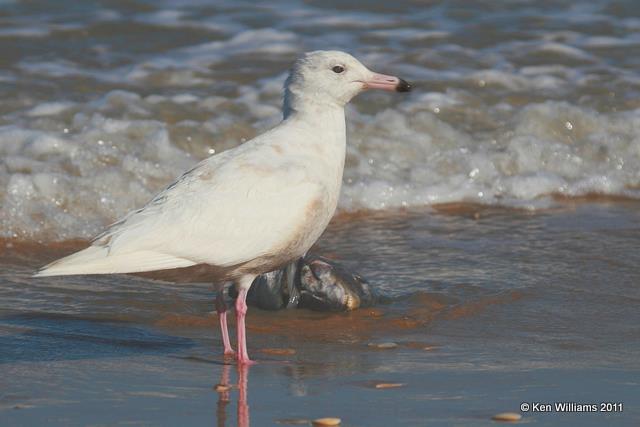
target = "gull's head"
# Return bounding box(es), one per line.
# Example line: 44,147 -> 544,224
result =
284,50 -> 411,116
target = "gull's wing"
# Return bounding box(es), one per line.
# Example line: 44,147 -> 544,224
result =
36,136 -> 327,276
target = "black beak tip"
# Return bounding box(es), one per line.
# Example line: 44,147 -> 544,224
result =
396,78 -> 412,93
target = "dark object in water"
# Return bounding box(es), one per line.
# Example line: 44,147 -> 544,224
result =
230,254 -> 378,311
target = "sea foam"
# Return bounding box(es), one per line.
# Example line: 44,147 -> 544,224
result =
1,86 -> 639,241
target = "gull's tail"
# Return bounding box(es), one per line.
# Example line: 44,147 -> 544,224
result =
34,245 -> 196,277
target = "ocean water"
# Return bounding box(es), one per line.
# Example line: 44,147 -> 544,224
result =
1,0 -> 639,240
1,1 -> 640,426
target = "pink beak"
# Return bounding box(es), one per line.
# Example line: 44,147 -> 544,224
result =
362,72 -> 412,92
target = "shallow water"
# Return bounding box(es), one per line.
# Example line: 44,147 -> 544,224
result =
2,202 -> 640,426
1,0 -> 640,425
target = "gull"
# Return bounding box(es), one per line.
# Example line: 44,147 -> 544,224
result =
35,50 -> 411,364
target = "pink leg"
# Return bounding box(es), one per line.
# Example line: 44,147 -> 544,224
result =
235,287 -> 255,365
215,289 -> 235,356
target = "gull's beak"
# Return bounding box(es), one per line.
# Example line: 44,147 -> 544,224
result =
362,72 -> 412,93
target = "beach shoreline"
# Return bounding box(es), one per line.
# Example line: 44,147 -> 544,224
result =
2,201 -> 639,426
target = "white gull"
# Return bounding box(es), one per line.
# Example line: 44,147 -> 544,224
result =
35,50 -> 411,364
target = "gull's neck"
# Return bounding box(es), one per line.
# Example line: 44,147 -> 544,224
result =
283,81 -> 345,119
282,103 -> 346,145
282,86 -> 345,138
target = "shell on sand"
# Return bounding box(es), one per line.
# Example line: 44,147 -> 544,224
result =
491,412 -> 522,422
312,417 -> 342,426
375,383 -> 405,389
368,342 -> 398,349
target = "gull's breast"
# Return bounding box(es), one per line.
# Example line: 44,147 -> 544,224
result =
236,188 -> 333,275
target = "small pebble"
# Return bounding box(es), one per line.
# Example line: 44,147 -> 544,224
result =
368,342 -> 398,349
402,341 -> 438,351
213,384 -> 231,392
375,383 -> 405,389
491,412 -> 522,422
260,348 -> 297,355
276,418 -> 310,425
12,404 -> 34,410
312,418 -> 341,426
367,308 -> 384,317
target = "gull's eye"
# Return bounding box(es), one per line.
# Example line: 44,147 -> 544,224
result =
332,65 -> 345,74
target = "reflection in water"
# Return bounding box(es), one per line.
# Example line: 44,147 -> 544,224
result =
238,364 -> 250,427
216,363 -> 250,427
216,364 -> 232,427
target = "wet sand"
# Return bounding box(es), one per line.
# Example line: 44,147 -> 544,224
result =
1,201 -> 639,426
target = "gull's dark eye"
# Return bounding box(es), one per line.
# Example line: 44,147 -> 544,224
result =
332,65 -> 345,74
